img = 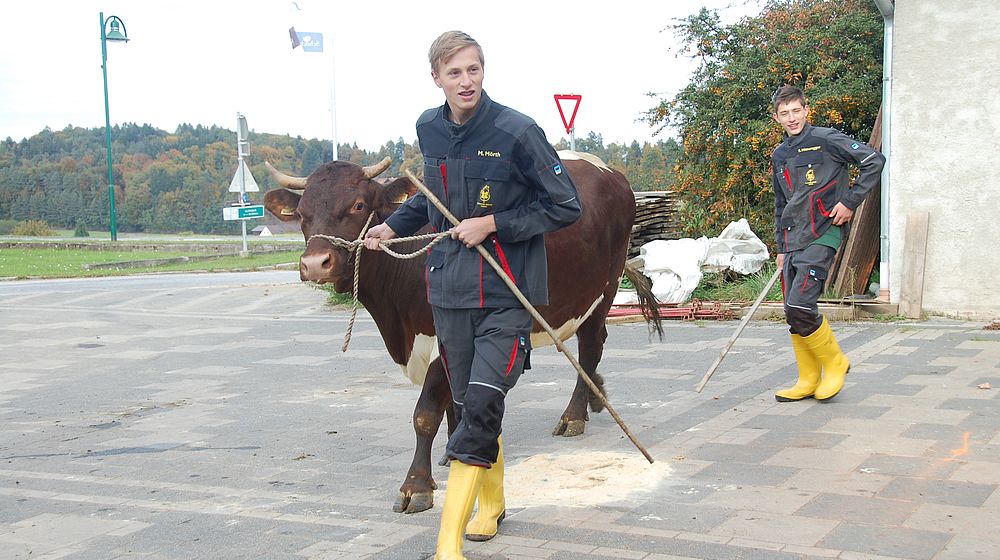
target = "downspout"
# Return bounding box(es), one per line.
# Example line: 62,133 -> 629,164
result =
873,0 -> 894,301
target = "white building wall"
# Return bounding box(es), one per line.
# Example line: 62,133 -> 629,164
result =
890,0 -> 1000,318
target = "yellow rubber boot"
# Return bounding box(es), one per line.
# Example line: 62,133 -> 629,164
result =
466,438 -> 505,541
435,461 -> 485,560
775,334 -> 822,402
804,317 -> 850,401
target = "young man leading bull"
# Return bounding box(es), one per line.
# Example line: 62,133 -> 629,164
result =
770,85 -> 885,403
363,31 -> 581,559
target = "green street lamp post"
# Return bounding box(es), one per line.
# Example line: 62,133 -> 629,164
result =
100,12 -> 128,241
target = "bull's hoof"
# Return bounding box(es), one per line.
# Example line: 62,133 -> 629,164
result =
552,418 -> 587,437
393,491 -> 434,514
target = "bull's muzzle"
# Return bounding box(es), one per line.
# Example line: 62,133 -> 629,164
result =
299,251 -> 334,282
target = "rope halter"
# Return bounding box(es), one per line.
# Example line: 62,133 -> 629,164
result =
304,212 -> 450,351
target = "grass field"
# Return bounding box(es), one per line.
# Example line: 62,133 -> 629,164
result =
0,245 -> 302,279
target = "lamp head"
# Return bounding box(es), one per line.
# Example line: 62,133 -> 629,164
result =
105,17 -> 128,42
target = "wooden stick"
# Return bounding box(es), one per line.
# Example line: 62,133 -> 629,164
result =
695,267 -> 781,393
403,170 -> 654,464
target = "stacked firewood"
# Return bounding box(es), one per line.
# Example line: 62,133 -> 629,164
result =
630,191 -> 681,257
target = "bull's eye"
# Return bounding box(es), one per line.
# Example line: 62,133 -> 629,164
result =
354,202 -> 366,212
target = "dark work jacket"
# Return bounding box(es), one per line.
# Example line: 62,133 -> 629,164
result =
385,91 -> 582,309
771,123 -> 885,253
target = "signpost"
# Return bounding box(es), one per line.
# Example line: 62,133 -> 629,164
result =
554,94 -> 582,151
223,113 -> 261,255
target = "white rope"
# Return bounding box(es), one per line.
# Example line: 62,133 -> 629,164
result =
304,213 -> 451,351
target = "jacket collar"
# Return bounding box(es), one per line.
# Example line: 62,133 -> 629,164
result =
442,91 -> 493,139
783,122 -> 814,148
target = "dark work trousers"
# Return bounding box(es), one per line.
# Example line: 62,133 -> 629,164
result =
782,243 -> 836,337
432,305 -> 533,467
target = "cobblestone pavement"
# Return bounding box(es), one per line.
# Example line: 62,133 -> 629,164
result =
1,272 -> 998,560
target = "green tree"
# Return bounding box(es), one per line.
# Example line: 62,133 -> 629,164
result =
646,0 -> 882,241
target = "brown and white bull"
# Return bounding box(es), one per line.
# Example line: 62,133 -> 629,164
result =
264,151 -> 660,514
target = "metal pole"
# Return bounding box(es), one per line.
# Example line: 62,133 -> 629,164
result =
100,12 -> 117,242
237,113 -> 248,255
329,36 -> 338,160
403,170 -> 654,464
570,125 -> 576,151
875,0 -> 894,302
695,267 -> 782,392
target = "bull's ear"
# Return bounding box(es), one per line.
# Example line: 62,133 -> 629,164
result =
379,177 -> 418,206
264,188 -> 302,222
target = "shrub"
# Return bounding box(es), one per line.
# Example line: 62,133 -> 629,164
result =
13,220 -> 54,237
73,221 -> 90,237
0,219 -> 18,235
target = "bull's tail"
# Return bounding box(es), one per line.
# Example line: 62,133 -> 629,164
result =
623,261 -> 664,340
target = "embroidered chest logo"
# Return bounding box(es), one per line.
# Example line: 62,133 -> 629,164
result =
805,168 -> 817,186
478,184 -> 493,208
477,150 -> 501,158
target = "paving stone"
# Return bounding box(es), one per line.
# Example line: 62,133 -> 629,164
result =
763,448 -> 868,472
684,442 -> 782,464
818,521 -> 950,560
934,535 -> 1000,559
878,476 -> 995,507
780,467 -> 893,497
709,510 -> 839,547
615,501 -> 736,532
904,502 -> 1000,540
796,492 -> 917,525
856,454 -> 962,479
688,461 -> 798,488
695,484 -> 815,515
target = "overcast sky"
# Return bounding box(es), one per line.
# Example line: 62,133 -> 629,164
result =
1,0 -> 763,152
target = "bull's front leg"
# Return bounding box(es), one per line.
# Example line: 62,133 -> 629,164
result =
553,319 -> 608,437
394,357 -> 452,514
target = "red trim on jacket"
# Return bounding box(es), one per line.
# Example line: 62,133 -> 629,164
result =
492,237 -> 515,281
783,168 -> 793,192
504,337 -> 519,377
816,198 -> 831,217
479,254 -> 484,308
809,180 -> 837,236
439,163 -> 448,199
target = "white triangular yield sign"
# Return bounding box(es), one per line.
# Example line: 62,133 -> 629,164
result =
228,159 -> 259,192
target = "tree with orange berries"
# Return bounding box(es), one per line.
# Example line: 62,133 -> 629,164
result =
646,0 -> 883,244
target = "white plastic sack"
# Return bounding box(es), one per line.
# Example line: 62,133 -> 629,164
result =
702,218 -> 770,275
617,219 -> 770,305
615,237 -> 709,304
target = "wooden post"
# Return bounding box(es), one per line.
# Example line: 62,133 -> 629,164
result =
899,212 -> 929,319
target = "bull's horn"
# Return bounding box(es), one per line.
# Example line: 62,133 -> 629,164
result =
265,161 -> 308,190
362,156 -> 392,179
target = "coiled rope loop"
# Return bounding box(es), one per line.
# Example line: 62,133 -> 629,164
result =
304,212 -> 451,351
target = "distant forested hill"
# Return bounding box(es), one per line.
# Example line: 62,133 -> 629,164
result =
0,124 -> 677,234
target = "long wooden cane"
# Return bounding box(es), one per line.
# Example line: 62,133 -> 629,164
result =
403,170 -> 653,464
695,267 -> 781,392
